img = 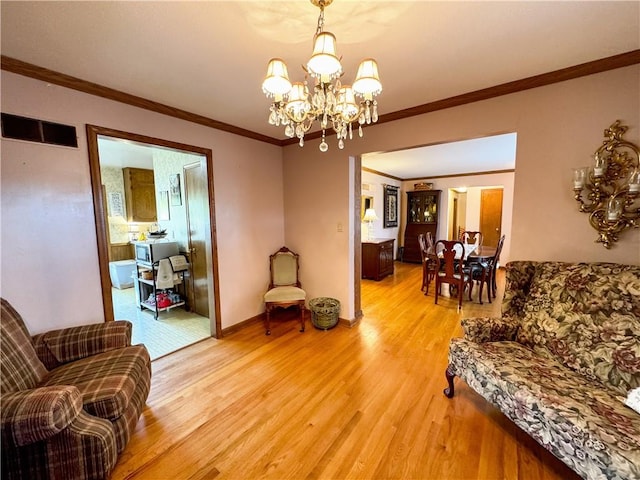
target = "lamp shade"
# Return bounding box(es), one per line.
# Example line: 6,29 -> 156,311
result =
307,32 -> 342,79
285,82 -> 310,123
353,58 -> 382,98
363,208 -> 378,222
337,85 -> 359,122
262,58 -> 292,98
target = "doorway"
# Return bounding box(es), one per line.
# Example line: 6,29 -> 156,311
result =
87,125 -> 222,357
480,188 -> 503,247
184,161 -> 210,317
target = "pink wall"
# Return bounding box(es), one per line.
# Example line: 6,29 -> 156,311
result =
2,65 -> 638,332
283,65 -> 640,320
1,71 -> 284,333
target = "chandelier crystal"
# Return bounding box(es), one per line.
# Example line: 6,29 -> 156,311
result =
261,0 -> 382,152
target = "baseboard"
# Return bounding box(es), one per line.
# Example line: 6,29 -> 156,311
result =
221,313 -> 263,337
222,311 -> 357,336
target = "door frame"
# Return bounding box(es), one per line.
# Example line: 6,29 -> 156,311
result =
86,124 -> 222,338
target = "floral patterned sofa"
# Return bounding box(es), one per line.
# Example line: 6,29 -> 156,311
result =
444,261 -> 640,480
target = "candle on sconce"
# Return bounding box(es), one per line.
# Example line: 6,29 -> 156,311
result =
607,197 -> 622,222
628,170 -> 640,193
593,153 -> 606,177
573,167 -> 587,189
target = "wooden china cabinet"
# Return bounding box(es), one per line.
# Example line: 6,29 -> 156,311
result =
402,190 -> 441,263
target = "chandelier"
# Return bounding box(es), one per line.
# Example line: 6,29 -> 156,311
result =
261,0 -> 382,152
572,121 -> 640,248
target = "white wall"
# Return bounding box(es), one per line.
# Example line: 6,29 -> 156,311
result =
284,65 -> 640,321
0,71 -> 285,333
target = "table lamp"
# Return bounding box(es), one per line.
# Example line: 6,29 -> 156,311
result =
363,208 -> 378,240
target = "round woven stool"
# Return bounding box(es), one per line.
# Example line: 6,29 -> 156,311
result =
308,297 -> 340,330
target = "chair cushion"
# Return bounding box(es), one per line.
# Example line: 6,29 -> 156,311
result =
264,286 -> 306,302
40,345 -> 150,421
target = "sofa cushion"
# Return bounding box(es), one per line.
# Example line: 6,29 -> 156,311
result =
515,262 -> 640,396
0,299 -> 48,393
449,338 -> 640,480
41,345 -> 150,421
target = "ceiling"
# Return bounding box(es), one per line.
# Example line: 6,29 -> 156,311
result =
2,1 -> 638,178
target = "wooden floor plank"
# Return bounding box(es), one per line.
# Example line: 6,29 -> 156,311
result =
111,262 -> 581,480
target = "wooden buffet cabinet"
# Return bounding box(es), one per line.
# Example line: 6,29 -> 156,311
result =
362,238 -> 395,281
402,190 -> 441,263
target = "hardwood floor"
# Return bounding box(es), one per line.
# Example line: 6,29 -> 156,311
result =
112,262 -> 580,480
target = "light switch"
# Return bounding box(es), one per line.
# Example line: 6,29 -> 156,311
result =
337,222 -> 343,232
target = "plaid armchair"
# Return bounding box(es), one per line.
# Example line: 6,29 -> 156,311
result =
1,298 -> 151,480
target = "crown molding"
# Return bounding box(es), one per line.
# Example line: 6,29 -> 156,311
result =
0,55 -> 283,147
282,49 -> 640,146
3,50 -> 638,148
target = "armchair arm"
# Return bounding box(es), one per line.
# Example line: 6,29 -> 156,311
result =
32,320 -> 132,369
461,316 -> 519,343
1,386 -> 82,446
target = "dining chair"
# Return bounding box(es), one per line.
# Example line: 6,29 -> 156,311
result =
425,232 -> 439,294
434,240 -> 472,309
417,233 -> 429,293
490,234 -> 506,298
468,234 -> 506,303
418,233 -> 439,295
460,230 -> 483,248
263,246 -> 306,335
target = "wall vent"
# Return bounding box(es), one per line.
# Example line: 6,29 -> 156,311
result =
1,113 -> 78,148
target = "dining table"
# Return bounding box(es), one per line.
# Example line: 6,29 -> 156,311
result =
466,245 -> 497,263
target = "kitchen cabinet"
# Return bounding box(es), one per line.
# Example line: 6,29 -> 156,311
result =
362,238 -> 395,281
123,167 -> 157,222
403,190 -> 441,263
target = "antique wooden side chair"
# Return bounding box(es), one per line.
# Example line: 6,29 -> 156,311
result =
263,247 -> 306,335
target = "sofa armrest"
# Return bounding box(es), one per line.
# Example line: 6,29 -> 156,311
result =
32,320 -> 133,369
1,386 -> 83,446
461,316 -> 519,343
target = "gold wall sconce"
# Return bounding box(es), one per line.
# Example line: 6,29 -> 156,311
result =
573,120 -> 640,248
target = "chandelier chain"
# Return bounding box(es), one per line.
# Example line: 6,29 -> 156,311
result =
315,4 -> 325,36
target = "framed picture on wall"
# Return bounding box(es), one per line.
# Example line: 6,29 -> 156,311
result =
169,174 -> 182,206
383,185 -> 399,228
108,192 -> 124,217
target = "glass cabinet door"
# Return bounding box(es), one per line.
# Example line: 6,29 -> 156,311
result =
408,191 -> 438,223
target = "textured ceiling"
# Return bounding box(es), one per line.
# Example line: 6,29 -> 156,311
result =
2,1 -> 638,177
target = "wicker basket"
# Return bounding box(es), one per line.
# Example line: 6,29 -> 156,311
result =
309,297 -> 340,330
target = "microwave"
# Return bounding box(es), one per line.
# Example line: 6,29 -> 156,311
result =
134,241 -> 179,266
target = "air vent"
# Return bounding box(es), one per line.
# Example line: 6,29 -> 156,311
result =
1,113 -> 78,148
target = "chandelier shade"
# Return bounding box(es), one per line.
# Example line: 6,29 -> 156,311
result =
337,86 -> 359,122
353,58 -> 383,98
307,32 -> 342,80
285,82 -> 310,123
262,58 -> 292,98
261,0 -> 382,152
